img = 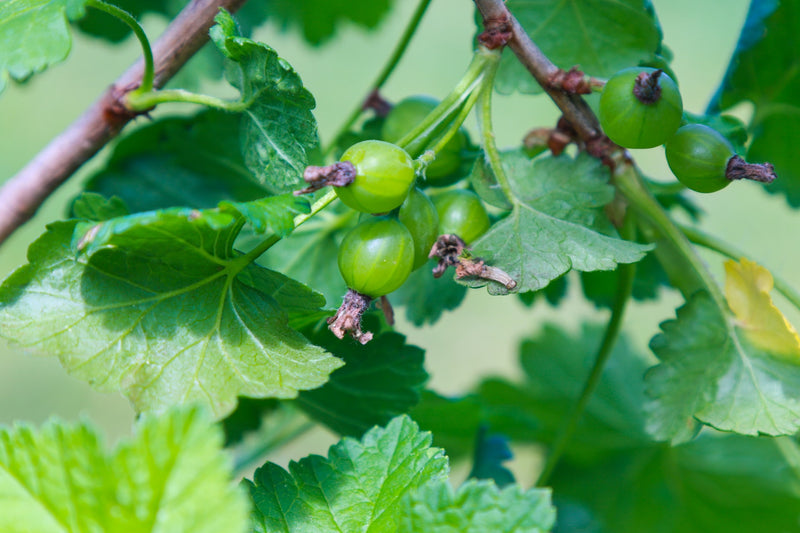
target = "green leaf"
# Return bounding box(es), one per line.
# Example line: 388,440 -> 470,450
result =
645,291 -> 800,440
75,0 -> 173,42
246,415 -> 449,532
211,10 -> 319,194
220,194 -> 310,236
221,397 -> 279,445
485,0 -> 662,95
268,0 -> 394,46
81,111 -> 268,214
468,428 -> 515,487
0,406 -> 248,532
0,0 -> 89,94
401,480 -> 555,533
708,0 -> 800,206
294,317 -> 428,437
410,390 -> 539,460
0,213 -> 341,419
470,152 -> 650,295
580,251 -> 670,309
257,200 -> 354,305
392,261 -> 467,327
70,192 -> 129,221
551,434 -> 800,533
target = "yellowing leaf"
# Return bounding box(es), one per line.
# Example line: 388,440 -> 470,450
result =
724,258 -> 800,360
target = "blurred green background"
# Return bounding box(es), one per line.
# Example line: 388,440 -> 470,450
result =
2,0 -> 794,468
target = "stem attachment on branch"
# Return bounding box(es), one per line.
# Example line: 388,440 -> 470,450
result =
328,290 -> 374,344
726,155 -> 777,184
547,67 -> 593,95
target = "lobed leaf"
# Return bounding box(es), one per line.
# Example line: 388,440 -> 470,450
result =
400,480 -> 555,533
469,152 -> 650,294
0,210 -> 342,419
294,318 -> 428,437
0,0 -> 89,94
0,407 -> 248,533
246,415 -> 449,532
483,0 -> 662,95
708,0 -> 800,206
267,0 -> 394,46
211,10 -> 319,194
645,291 -> 800,440
392,262 -> 467,327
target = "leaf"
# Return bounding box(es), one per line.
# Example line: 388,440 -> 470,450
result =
708,0 -> 800,206
0,0 -> 89,94
220,194 -> 310,236
268,0 -> 394,46
0,212 -> 342,418
75,0 -> 174,42
645,291 -> 800,439
81,110 -> 268,214
469,152 -> 650,295
550,433 -> 800,533
294,317 -> 428,437
580,250 -> 670,309
484,0 -> 662,95
392,262 -> 468,327
725,257 -> 800,360
70,192 -> 129,221
257,200 -> 353,305
246,415 -> 449,532
211,10 -> 319,194
468,428 -> 515,487
0,406 -> 248,533
400,480 -> 555,533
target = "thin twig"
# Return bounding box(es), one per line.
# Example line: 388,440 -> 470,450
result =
0,0 -> 248,246
472,0 -> 602,143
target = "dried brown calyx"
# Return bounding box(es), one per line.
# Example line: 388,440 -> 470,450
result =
429,234 -> 517,290
328,289 -> 374,344
632,69 -> 663,105
725,155 -> 777,184
294,161 -> 357,195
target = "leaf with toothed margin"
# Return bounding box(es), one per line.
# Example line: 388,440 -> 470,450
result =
210,10 -> 319,194
478,0 -> 662,95
0,206 -> 342,419
466,152 -> 650,295
0,406 -> 249,533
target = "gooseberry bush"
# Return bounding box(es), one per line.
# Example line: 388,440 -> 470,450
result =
1,0 -> 799,531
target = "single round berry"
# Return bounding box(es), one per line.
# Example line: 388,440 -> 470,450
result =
398,187 -> 440,270
336,140 -> 415,214
337,218 -> 414,298
599,67 -> 683,149
665,124 -> 735,193
433,189 -> 490,244
382,95 -> 467,180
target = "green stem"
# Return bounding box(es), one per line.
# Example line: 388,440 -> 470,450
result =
324,0 -> 433,158
395,49 -> 492,152
679,223 -> 800,312
126,89 -> 250,112
476,47 -> 514,203
238,189 -> 339,266
232,408 -> 315,476
87,0 -> 154,93
615,163 -> 726,309
535,219 -> 637,487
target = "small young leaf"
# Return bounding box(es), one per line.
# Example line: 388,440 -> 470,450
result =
246,415 -> 449,532
468,427 -> 515,487
0,213 -> 341,419
0,0 -> 89,94
724,258 -> 800,360
0,406 -> 248,533
708,0 -> 800,206
82,111 -> 268,214
401,480 -> 555,533
482,0 -> 662,95
645,291 -> 800,439
294,318 -> 428,437
211,10 -> 319,194
469,152 -> 650,294
70,192 -> 129,221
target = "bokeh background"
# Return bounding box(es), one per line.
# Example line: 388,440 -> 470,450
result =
2,0 -> 794,475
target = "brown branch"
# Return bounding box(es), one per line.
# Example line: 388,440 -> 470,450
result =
0,0 -> 248,246
473,0 -> 602,144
